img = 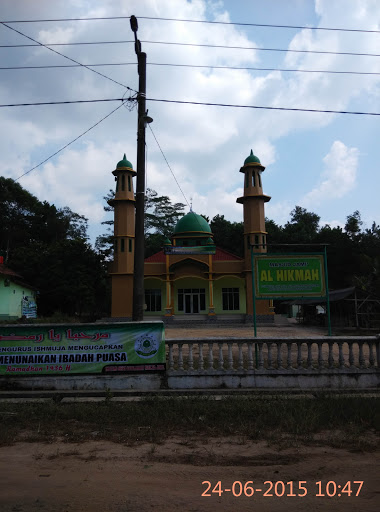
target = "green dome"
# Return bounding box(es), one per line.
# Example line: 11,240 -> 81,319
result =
116,153 -> 133,169
174,212 -> 212,235
244,149 -> 261,165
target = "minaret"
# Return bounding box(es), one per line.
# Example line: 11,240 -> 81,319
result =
237,150 -> 271,319
108,154 -> 136,318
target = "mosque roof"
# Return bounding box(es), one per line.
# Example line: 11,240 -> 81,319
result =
173,211 -> 212,235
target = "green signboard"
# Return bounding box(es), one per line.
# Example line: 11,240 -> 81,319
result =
254,254 -> 325,298
0,322 -> 165,376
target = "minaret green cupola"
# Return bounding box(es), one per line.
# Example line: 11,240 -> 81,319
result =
244,149 -> 261,165
116,154 -> 133,170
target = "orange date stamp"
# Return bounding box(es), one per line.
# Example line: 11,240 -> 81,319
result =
201,480 -> 363,498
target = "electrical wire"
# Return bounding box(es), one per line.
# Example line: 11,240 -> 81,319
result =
2,39 -> 379,57
1,97 -> 379,116
146,98 -> 380,116
142,40 -> 380,58
0,22 -> 136,92
1,61 -> 379,76
148,124 -> 191,208
0,98 -> 126,107
2,15 -> 379,33
15,102 -> 126,181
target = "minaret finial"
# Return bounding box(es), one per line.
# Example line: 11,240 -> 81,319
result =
190,198 -> 193,213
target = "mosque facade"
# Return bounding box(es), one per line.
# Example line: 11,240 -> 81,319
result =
109,151 -> 274,322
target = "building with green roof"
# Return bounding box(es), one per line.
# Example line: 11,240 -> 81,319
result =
110,151 -> 273,322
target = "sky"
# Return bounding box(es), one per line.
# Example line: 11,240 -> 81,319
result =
1,0 -> 379,244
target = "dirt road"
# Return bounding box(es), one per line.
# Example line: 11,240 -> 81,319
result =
0,437 -> 378,512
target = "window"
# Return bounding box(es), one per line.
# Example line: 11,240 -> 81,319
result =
258,173 -> 262,187
129,239 -> 132,252
121,238 -> 125,252
121,175 -> 125,191
245,171 -> 249,188
145,289 -> 162,312
128,175 -> 131,191
255,234 -> 259,249
222,288 -> 240,310
252,171 -> 256,187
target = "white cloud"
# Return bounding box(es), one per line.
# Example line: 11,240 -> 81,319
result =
1,0 -> 379,243
301,140 -> 359,207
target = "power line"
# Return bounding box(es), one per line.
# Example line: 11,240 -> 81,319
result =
0,98 -> 126,108
149,62 -> 380,76
2,61 -> 379,77
2,15 -> 379,34
2,39 -> 379,57
148,124 -> 190,208
15,102 -> 125,181
0,22 -> 136,92
1,96 -> 378,116
146,98 -> 380,116
143,40 -> 380,58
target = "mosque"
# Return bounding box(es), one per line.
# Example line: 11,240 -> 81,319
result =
109,150 -> 274,323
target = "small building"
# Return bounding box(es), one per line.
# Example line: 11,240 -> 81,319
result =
109,151 -> 274,323
0,257 -> 37,320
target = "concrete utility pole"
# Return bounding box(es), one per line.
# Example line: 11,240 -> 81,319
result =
130,15 -> 152,321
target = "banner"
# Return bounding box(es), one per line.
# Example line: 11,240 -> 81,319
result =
254,254 -> 325,298
0,322 -> 165,375
164,246 -> 216,255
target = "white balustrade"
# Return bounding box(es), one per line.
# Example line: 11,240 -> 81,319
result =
165,337 -> 380,374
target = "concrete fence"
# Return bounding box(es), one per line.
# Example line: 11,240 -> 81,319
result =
1,336 -> 379,392
166,336 -> 380,389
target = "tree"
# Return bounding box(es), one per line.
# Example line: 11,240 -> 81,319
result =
210,214 -> 244,257
95,189 -> 115,260
345,210 -> 362,239
145,188 -> 185,238
1,177 -> 108,319
283,206 -> 320,244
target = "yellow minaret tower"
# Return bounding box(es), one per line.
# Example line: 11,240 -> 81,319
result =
108,154 -> 136,318
237,150 -> 272,320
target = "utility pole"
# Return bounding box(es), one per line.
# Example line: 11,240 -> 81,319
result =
130,15 -> 152,321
